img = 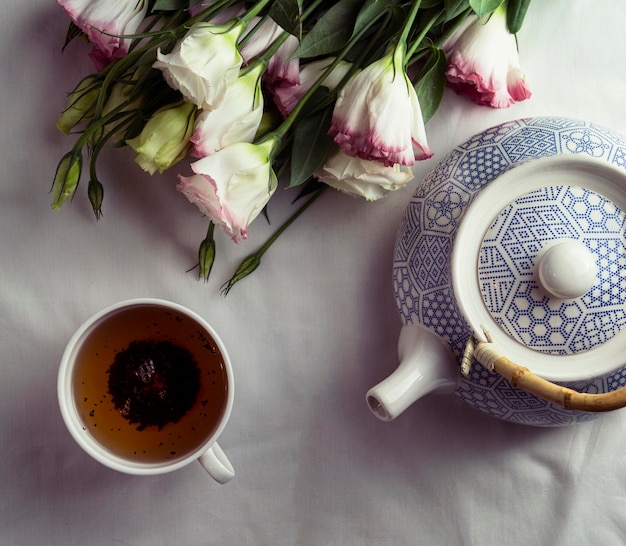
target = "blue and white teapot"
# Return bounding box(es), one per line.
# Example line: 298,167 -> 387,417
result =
367,117 -> 626,426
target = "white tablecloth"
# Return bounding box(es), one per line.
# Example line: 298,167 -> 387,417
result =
3,1 -> 626,544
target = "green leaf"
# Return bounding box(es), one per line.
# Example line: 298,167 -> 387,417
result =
420,0 -> 447,7
295,0 -> 363,58
444,0 -> 470,20
414,47 -> 448,124
62,22 -> 83,51
469,0 -> 504,18
353,0 -> 391,38
152,0 -> 187,11
269,0 -> 303,38
289,106 -> 334,188
506,0 -> 531,33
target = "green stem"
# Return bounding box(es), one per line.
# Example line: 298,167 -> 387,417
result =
261,7 -> 389,146
406,8 -> 444,61
240,0 -> 327,74
432,7 -> 473,48
397,0 -> 423,48
257,185 -> 326,257
220,186 -> 326,294
239,0 -> 275,25
185,0 -> 237,24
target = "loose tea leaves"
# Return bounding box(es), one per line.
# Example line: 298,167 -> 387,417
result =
107,340 -> 200,430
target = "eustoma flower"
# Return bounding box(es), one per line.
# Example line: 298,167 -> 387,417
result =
272,58 -> 352,117
52,0 -> 536,290
239,17 -> 300,87
265,33 -> 300,87
190,63 -> 265,158
127,102 -> 196,175
314,147 -> 414,201
56,0 -> 148,65
329,45 -> 432,167
177,139 -> 279,243
153,22 -> 244,111
442,3 -> 531,108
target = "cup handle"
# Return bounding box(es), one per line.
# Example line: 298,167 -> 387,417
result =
198,442 -> 235,484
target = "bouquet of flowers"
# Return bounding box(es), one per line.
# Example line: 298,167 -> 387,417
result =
52,0 -> 531,293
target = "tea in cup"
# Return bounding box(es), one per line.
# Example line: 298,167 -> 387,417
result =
57,299 -> 234,483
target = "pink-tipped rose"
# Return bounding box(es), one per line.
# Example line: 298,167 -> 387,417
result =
329,46 -> 432,167
442,4 -> 531,108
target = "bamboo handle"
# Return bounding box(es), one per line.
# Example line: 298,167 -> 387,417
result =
473,341 -> 626,413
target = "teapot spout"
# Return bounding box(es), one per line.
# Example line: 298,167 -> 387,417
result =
367,325 -> 458,421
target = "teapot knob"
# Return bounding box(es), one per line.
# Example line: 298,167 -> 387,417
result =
537,240 -> 598,299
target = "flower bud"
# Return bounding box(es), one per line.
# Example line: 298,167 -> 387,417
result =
56,76 -> 100,134
127,101 -> 196,174
51,151 -> 82,210
88,178 -> 104,219
221,253 -> 262,295
198,225 -> 216,282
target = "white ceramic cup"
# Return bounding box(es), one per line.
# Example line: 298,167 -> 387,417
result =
58,298 -> 235,483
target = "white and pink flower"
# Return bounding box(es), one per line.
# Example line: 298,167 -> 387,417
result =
442,4 -> 531,108
177,139 -> 278,243
153,22 -> 244,111
265,33 -> 300,87
239,17 -> 300,87
272,57 -> 352,117
190,64 -> 265,158
329,46 -> 432,167
56,0 -> 148,65
314,146 -> 414,201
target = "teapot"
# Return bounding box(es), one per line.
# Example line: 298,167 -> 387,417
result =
367,117 -> 626,426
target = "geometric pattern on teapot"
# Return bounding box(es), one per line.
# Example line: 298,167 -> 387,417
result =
394,117 -> 626,425
456,364 -> 608,426
478,185 -> 626,354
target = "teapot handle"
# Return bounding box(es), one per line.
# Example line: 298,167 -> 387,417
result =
471,336 -> 626,413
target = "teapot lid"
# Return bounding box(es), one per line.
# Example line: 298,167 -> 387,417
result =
452,155 -> 626,381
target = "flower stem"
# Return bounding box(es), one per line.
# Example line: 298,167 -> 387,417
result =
397,0 -> 423,49
405,8 -> 444,61
431,7 -> 473,48
261,8 -> 388,146
221,186 -> 326,295
239,0 -> 275,25
259,186 -> 325,255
